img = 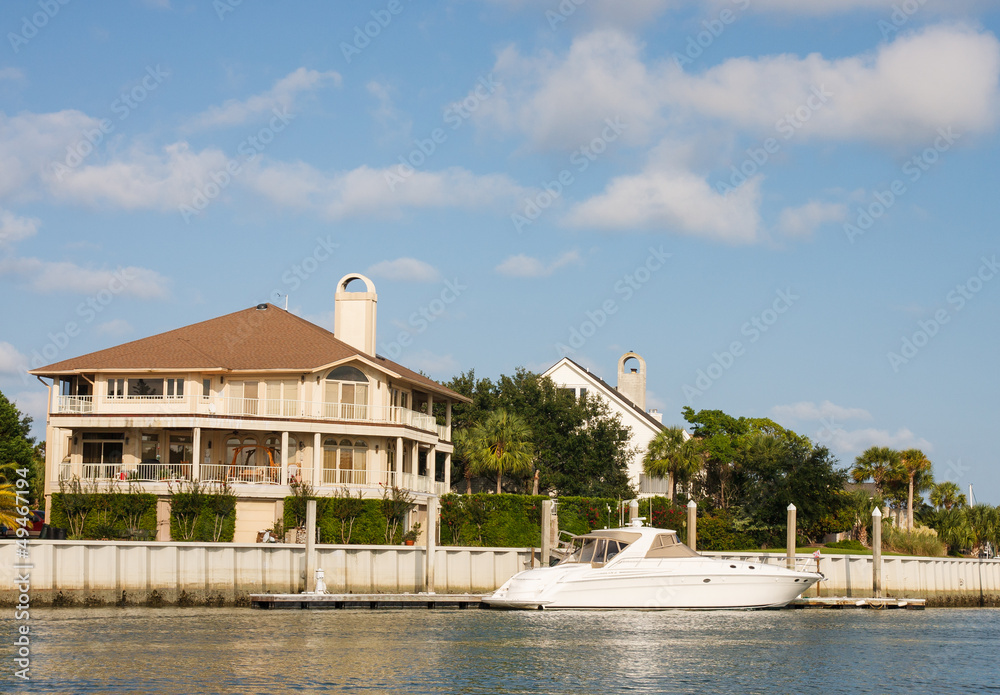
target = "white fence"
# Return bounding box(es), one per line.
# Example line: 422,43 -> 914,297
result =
0,540 -> 530,606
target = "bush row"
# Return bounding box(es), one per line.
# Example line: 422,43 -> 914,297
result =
50,492 -> 157,540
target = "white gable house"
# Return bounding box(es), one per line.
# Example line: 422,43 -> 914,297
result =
543,352 -> 678,496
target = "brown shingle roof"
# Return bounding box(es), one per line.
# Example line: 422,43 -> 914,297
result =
29,303 -> 469,402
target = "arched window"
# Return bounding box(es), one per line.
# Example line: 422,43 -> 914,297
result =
226,434 -> 258,468
321,437 -> 368,485
324,366 -> 369,420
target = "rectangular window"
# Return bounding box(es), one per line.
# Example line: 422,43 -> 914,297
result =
169,434 -> 193,464
202,379 -> 211,398
128,378 -> 163,397
107,378 -> 125,399
141,433 -> 160,462
578,388 -> 588,399
165,378 -> 184,398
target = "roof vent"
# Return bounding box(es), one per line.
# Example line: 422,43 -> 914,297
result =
256,303 -> 268,310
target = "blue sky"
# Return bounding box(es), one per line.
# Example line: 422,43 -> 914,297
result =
1,0 -> 998,503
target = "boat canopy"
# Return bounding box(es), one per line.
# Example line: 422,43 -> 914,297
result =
645,532 -> 699,558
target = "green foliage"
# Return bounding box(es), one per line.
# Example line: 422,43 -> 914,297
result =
168,480 -> 236,542
638,497 -> 687,535
466,409 -> 534,494
328,487 -> 366,544
440,493 -> 546,546
444,369 -> 635,498
50,486 -> 157,540
283,492 -> 407,545
881,525 -> 947,557
825,539 -> 867,551
695,510 -> 759,551
555,496 -> 618,536
0,389 -> 44,508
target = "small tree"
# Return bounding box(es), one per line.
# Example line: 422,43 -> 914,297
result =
169,479 -> 206,541
206,482 -> 237,542
59,476 -> 97,539
380,485 -> 415,544
467,410 -> 533,494
329,486 -> 365,544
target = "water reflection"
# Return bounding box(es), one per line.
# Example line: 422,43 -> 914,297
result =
5,608 -> 999,694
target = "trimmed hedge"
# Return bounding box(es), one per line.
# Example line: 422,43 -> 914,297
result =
50,492 -> 157,540
283,497 -> 403,544
169,489 -> 236,542
440,494 -> 546,547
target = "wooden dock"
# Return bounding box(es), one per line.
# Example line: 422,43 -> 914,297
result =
250,592 -> 486,610
251,593 -> 925,610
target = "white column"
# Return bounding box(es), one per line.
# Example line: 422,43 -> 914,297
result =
428,444 -> 437,492
395,436 -> 404,487
425,496 -> 437,594
786,503 -> 797,571
191,427 -> 201,482
412,441 -> 420,485
444,451 -> 451,494
280,431 -> 289,485
312,432 -> 322,486
445,401 -> 452,440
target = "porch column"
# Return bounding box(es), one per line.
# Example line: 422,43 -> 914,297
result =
312,432 -> 322,486
444,451 -> 451,494
445,401 -> 452,441
191,427 -> 201,482
280,431 -> 289,485
428,444 -> 437,492
411,441 -> 419,482
395,436 -> 403,487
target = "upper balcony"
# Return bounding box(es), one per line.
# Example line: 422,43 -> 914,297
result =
53,394 -> 448,440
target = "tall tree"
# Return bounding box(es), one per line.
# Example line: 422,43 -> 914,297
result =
899,448 -> 932,530
643,426 -> 700,501
467,409 -> 534,494
930,481 -> 966,511
851,446 -> 901,497
0,390 -> 42,507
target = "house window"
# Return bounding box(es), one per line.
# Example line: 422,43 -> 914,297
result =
169,434 -> 192,464
322,438 -> 368,485
82,432 -> 124,478
165,378 -> 184,398
107,378 -> 125,399
578,388 -> 588,399
140,433 -> 160,462
324,366 -> 368,419
229,381 -> 259,415
202,379 -> 211,398
128,378 -> 163,398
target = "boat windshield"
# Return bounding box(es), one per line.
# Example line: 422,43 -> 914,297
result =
558,536 -> 633,566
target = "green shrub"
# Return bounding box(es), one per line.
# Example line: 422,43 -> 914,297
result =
168,481 -> 236,542
50,488 -> 157,540
440,493 -> 545,547
825,539 -> 867,551
882,525 -> 947,557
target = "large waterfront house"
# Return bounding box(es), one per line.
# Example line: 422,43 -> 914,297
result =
29,273 -> 468,542
543,352 -> 683,496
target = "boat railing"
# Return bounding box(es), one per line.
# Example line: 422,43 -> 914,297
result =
706,551 -> 821,573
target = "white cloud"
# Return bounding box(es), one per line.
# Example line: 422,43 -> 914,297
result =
819,426 -> 933,456
670,25 -> 1000,144
0,209 -> 40,245
776,201 -> 848,238
401,350 -> 461,377
0,257 -> 169,298
12,391 -> 48,427
96,319 -> 134,336
730,0 -> 984,15
770,400 -> 872,423
245,161 -> 526,219
367,258 -> 441,283
186,67 -> 341,130
565,165 -> 762,243
0,341 -> 28,374
495,250 -> 582,277
0,67 -> 24,81
367,81 -> 412,142
47,141 -> 230,210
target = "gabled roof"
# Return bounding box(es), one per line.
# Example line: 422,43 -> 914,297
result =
29,303 -> 469,402
543,357 -> 667,433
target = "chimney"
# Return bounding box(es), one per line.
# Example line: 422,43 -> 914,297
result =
334,273 -> 378,354
616,351 -> 646,411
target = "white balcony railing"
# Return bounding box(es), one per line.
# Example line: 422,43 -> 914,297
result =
200,463 -> 280,485
53,394 -> 450,438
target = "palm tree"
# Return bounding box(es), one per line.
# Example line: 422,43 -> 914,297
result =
851,446 -> 901,497
899,448 -> 932,530
643,427 -> 700,501
452,428 -> 474,494
467,410 -> 534,494
930,481 -> 966,511
0,484 -> 18,528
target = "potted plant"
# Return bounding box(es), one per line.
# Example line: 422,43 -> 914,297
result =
402,522 -> 421,546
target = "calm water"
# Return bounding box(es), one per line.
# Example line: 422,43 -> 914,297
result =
3,607 -> 999,694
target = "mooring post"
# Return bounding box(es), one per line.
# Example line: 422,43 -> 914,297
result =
425,496 -> 437,594
540,499 -> 552,566
872,507 -> 882,598
687,499 -> 697,551
629,499 -> 639,524
786,503 -> 797,571
305,499 -> 317,593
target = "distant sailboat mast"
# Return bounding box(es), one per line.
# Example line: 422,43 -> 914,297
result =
968,484 -> 977,507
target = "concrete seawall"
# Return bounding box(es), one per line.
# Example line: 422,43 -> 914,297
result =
707,551 -> 1000,607
0,540 -> 530,607
4,541 -> 998,607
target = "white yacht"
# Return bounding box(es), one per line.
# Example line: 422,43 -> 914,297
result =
484,523 -> 822,610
